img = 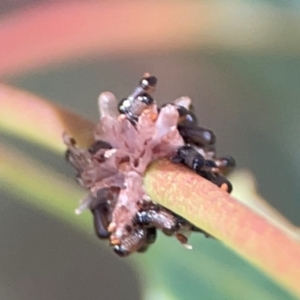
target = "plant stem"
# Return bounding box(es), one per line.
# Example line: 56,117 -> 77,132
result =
144,158 -> 300,298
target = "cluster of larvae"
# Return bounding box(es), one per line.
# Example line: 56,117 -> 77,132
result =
63,74 -> 235,257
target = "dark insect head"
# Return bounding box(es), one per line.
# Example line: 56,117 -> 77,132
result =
139,75 -> 157,91
176,105 -> 198,127
215,156 -> 236,174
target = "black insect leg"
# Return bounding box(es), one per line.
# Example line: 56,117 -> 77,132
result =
190,225 -> 213,238
200,157 -> 234,192
200,171 -> 233,193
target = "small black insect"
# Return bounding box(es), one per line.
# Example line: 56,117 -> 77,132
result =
88,184 -> 158,256
118,74 -> 157,123
172,145 -> 234,193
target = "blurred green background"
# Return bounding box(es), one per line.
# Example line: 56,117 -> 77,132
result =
1,1 -> 300,299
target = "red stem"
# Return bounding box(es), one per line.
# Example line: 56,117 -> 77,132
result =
144,159 -> 300,297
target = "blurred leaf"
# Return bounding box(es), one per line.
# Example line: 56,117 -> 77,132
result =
0,143 -> 88,230
229,170 -> 300,240
0,83 -> 95,152
1,1 -> 300,77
